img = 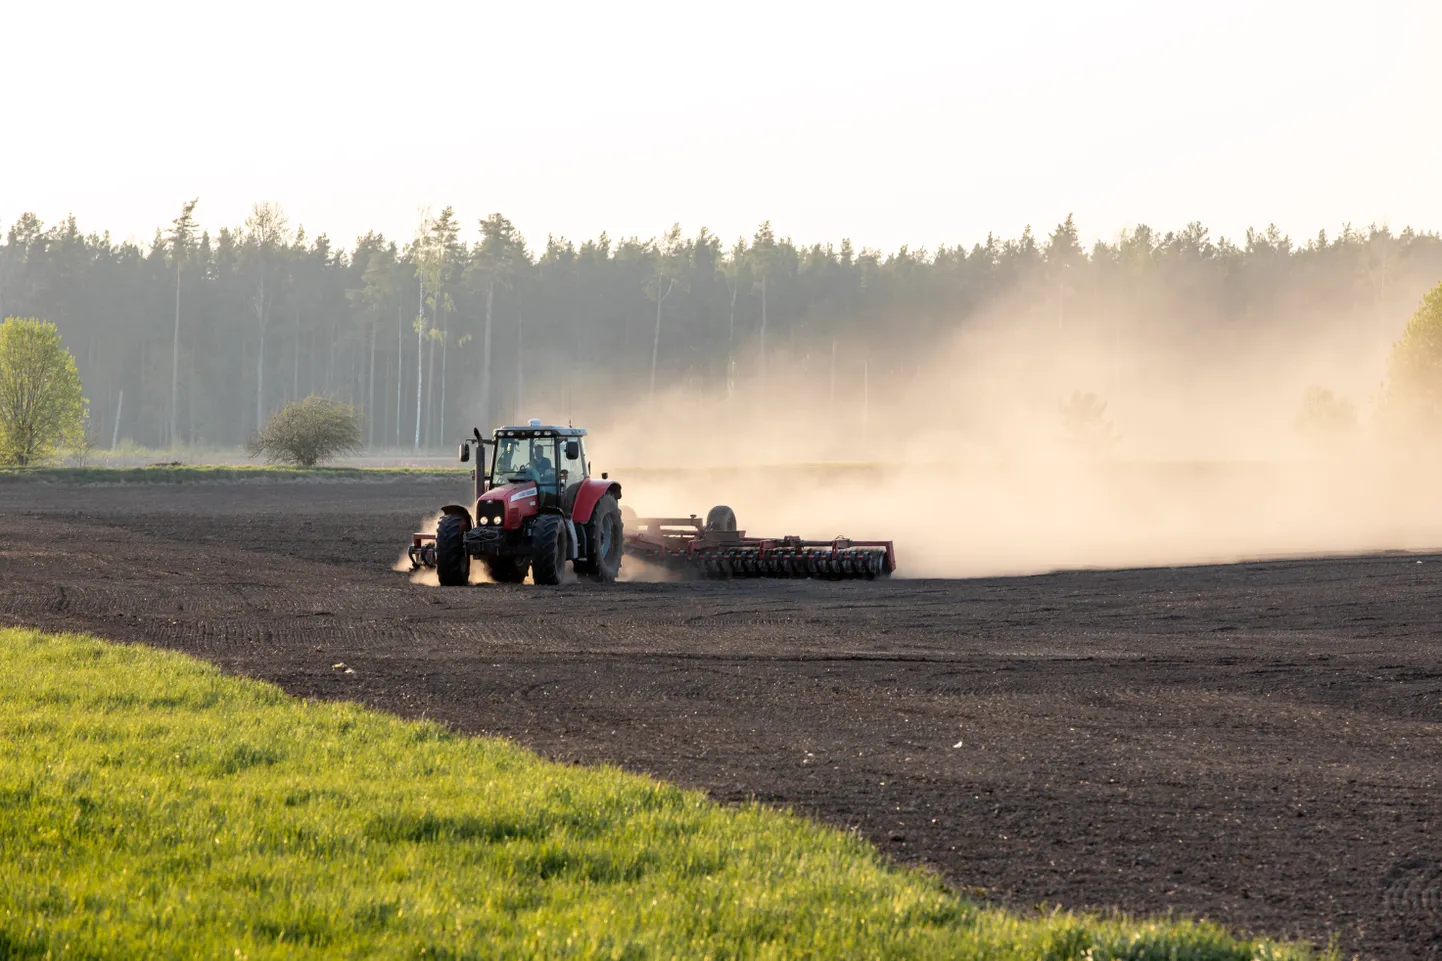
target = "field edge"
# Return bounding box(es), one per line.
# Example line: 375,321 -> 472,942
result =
0,465 -> 463,485
0,626 -> 1327,960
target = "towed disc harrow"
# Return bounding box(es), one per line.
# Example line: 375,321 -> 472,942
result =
622,506 -> 896,581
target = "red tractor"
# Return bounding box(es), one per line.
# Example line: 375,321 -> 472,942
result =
411,420 -> 624,585
408,420 -> 897,585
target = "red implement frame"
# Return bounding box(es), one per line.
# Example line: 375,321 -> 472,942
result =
409,532 -> 437,570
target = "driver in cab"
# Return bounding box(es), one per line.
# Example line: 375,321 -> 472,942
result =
528,442 -> 556,486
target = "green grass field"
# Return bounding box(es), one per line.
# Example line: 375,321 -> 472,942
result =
0,628 -> 1322,960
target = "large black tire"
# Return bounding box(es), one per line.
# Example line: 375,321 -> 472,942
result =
434,513 -> 470,586
581,494 -> 623,583
483,556 -> 528,584
705,505 -> 737,532
530,514 -> 566,585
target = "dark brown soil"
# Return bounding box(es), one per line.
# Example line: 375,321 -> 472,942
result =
2,479 -> 1439,960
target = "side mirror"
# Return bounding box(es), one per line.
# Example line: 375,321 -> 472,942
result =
459,443 -> 470,463
565,440 -> 580,460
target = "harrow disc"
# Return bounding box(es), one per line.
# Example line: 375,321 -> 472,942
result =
623,512 -> 896,581
672,545 -> 890,581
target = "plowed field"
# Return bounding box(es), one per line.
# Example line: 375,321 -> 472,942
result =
2,478 -> 1438,959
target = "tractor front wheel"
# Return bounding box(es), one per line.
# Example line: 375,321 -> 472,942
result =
531,515 -> 566,585
583,494 -> 623,583
435,513 -> 471,587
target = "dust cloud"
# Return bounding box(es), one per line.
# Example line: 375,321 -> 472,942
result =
393,511 -> 441,577
394,511 -> 497,586
616,556 -> 679,583
579,290 -> 1442,579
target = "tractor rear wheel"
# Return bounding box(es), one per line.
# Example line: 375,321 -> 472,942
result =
435,513 -> 470,587
484,556 -> 528,584
531,515 -> 566,585
582,494 -> 623,583
705,505 -> 737,532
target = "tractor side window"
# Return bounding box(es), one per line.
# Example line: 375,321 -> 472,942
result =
560,439 -> 585,486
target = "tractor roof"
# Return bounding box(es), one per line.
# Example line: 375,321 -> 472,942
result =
495,420 -> 586,438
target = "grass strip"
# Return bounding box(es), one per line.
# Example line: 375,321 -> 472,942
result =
1,460 -> 1323,487
0,466 -> 459,485
0,627 -> 1323,960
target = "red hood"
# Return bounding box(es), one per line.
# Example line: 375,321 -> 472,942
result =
475,480 -> 540,530
477,480 -> 537,504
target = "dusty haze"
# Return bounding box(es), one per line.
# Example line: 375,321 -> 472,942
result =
574,287 -> 1442,578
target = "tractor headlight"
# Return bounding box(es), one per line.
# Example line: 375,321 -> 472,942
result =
477,517 -> 489,525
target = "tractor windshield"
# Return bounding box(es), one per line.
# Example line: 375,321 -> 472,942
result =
493,436 -> 558,488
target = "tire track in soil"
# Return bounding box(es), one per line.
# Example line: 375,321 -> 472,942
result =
1383,856 -> 1442,959
1,484 -> 1441,959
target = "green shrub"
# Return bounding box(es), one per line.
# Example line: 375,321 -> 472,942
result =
1380,282 -> 1442,438
1059,390 -> 1119,455
246,395 -> 362,467
0,317 -> 88,466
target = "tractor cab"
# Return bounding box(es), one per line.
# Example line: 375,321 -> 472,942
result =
467,418 -> 591,507
478,420 -> 587,509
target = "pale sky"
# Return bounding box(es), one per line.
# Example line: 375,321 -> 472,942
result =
5,0 -> 1440,254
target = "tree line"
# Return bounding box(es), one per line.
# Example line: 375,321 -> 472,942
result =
2,204 -> 1440,452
